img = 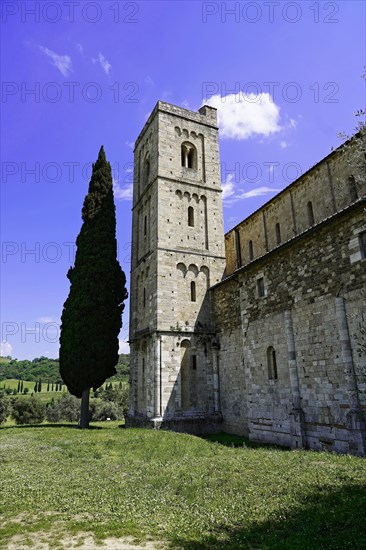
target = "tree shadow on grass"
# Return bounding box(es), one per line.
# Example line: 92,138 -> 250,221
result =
202,432 -> 288,451
0,423 -> 103,430
170,483 -> 366,550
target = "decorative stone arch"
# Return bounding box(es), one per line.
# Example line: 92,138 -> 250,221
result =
200,265 -> 210,289
177,262 -> 187,278
181,141 -> 197,170
175,189 -> 183,199
188,264 -> 199,278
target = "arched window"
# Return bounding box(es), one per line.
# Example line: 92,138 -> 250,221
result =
190,281 -> 196,302
181,142 -> 197,169
307,201 -> 314,227
348,175 -> 358,202
248,240 -> 254,260
267,346 -> 278,380
188,206 -> 194,227
275,223 -> 281,245
235,229 -> 242,267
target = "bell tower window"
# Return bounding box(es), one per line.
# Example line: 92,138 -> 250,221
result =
181,142 -> 197,170
188,206 -> 194,227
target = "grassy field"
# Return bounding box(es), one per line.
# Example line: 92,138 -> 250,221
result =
0,424 -> 365,549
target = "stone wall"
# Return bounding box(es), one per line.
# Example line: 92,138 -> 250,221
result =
213,200 -> 366,455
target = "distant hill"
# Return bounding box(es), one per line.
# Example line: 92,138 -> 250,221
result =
0,354 -> 129,383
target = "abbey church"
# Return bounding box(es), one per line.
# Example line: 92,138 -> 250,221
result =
126,101 -> 366,457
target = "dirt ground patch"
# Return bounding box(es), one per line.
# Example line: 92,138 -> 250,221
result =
6,533 -> 167,549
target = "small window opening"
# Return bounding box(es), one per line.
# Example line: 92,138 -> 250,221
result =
144,215 -> 147,236
275,223 -> 281,245
249,240 -> 254,261
257,277 -> 265,298
191,281 -> 196,302
192,355 -> 197,370
143,153 -> 150,185
143,287 -> 146,308
188,206 -> 194,227
349,175 -> 358,202
235,229 -> 242,267
267,346 -> 278,380
307,201 -> 314,226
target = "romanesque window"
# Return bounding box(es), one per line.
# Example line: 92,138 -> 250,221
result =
275,223 -> 281,245
235,229 -> 242,267
267,346 -> 278,380
249,240 -> 254,261
143,152 -> 150,185
307,201 -> 315,227
181,142 -> 197,169
349,175 -> 358,202
191,281 -> 196,302
257,277 -> 265,298
360,232 -> 366,259
188,206 -> 194,227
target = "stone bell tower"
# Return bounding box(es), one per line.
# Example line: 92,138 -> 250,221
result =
126,101 -> 226,433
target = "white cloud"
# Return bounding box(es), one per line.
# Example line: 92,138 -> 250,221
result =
39,46 -> 72,77
1,341 -> 12,357
203,92 -> 281,140
119,339 -> 130,354
280,141 -> 288,149
114,181 -> 133,201
38,316 -> 59,324
237,186 -> 280,199
125,141 -> 135,149
222,174 -> 235,200
98,52 -> 112,75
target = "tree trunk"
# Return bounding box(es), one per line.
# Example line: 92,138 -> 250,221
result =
79,388 -> 90,429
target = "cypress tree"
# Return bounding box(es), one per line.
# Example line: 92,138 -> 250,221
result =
51,383 -> 54,392
60,146 -> 127,428
47,382 -> 50,392
38,378 -> 42,392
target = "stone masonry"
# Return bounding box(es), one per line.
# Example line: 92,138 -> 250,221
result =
127,101 -> 366,456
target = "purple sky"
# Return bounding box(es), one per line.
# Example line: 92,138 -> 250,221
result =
1,0 -> 365,359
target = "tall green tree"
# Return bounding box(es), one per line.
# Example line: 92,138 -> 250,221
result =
59,146 -> 128,428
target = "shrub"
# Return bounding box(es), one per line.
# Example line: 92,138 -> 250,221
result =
101,386 -> 129,416
11,397 -> 45,425
45,398 -> 61,422
89,400 -> 123,421
0,392 -> 11,424
54,393 -> 80,422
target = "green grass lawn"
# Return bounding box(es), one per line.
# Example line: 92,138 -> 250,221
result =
0,424 -> 365,549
